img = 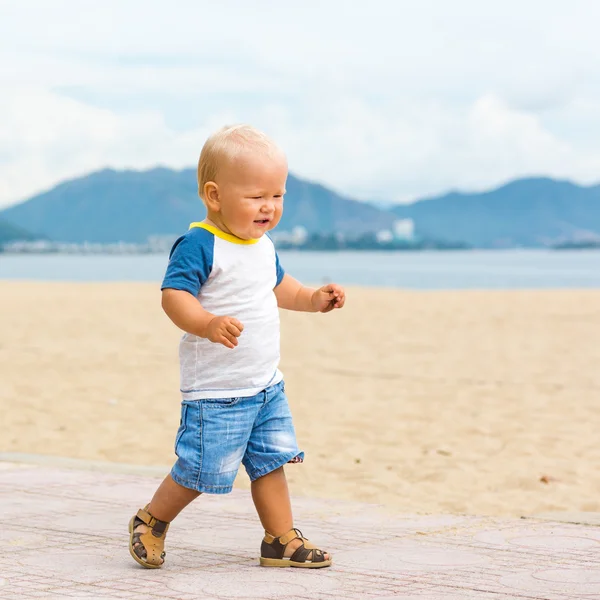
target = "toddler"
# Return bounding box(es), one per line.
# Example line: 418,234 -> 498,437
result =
128,124 -> 345,569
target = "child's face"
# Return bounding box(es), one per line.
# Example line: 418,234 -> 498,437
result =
208,150 -> 287,240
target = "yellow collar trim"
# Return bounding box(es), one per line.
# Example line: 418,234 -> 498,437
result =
189,222 -> 259,245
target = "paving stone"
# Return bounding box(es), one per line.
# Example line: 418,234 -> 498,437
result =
1,458 -> 599,600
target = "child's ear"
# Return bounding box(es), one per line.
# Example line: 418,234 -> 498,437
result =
203,182 -> 220,212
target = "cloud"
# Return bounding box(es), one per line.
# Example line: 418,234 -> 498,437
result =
1,0 -> 600,207
0,87 -> 236,204
2,86 -> 600,209
269,93 -> 600,202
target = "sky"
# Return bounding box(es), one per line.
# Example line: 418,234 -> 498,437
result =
1,0 -> 600,208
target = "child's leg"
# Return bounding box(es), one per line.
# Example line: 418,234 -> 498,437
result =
130,475 -> 200,567
251,466 -> 293,536
131,394 -> 261,568
147,474 -> 201,522
243,382 -> 330,566
250,466 -> 330,562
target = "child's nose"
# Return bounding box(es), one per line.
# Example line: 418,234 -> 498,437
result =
261,199 -> 276,212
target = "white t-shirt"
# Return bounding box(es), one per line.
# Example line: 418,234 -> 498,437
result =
161,222 -> 285,400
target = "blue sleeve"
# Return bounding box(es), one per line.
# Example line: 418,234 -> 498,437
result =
161,229 -> 214,296
275,250 -> 285,286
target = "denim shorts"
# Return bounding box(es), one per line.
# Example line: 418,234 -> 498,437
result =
170,380 -> 304,494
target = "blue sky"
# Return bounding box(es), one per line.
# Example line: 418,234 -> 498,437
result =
1,0 -> 600,208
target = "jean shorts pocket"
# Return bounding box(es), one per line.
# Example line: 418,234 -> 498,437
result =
174,403 -> 188,452
203,397 -> 241,409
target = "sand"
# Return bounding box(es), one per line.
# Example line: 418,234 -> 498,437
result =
2,281 -> 599,517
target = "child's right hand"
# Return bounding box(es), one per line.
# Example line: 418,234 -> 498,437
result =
206,316 -> 244,349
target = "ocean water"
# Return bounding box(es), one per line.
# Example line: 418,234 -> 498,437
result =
0,250 -> 599,290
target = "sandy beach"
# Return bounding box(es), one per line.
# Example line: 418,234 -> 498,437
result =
2,281 -> 599,517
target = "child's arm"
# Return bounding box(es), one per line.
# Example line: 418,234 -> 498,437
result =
162,288 -> 244,349
274,274 -> 346,313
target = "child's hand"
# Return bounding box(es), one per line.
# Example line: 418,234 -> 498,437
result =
206,316 -> 244,349
311,284 -> 346,313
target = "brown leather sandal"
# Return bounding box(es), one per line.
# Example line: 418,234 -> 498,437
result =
260,528 -> 332,568
128,505 -> 170,569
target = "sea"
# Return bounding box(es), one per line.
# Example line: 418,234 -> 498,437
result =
1,250 -> 599,289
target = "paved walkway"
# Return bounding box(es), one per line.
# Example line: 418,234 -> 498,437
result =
1,456 -> 599,600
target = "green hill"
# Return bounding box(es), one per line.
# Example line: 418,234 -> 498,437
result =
0,168 -> 395,244
1,170 -> 599,247
392,178 -> 600,247
0,219 -> 39,245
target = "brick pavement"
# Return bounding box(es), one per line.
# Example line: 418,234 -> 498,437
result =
1,457 -> 599,600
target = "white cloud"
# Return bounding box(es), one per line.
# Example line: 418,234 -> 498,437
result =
1,0 -> 600,207
0,87 -> 236,203
268,93 -> 600,202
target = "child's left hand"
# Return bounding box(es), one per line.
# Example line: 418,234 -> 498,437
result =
311,284 -> 346,313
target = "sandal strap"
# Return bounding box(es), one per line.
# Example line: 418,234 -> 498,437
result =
290,545 -> 325,564
136,507 -> 169,537
264,528 -> 301,546
261,528 -> 327,563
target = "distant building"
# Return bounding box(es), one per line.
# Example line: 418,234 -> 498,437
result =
148,234 -> 179,253
392,219 -> 415,241
292,226 -> 309,245
270,226 -> 308,247
2,236 -> 178,254
376,230 -> 394,243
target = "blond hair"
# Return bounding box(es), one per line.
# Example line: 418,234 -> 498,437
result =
197,124 -> 282,199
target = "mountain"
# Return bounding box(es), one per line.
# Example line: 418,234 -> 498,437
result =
2,170 -> 599,247
0,168 -> 395,244
0,219 -> 40,245
391,178 -> 600,247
